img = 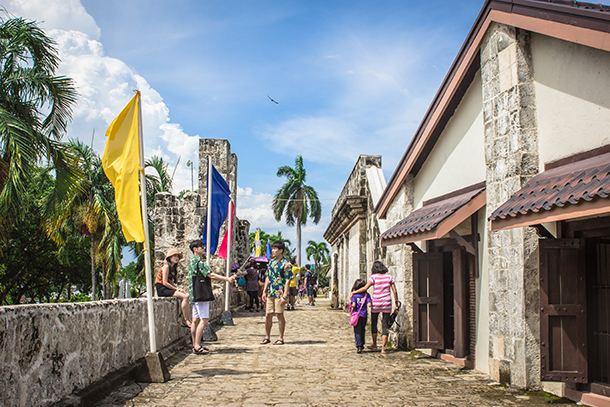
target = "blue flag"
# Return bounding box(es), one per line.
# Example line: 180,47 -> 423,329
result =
202,158 -> 231,255
266,240 -> 271,259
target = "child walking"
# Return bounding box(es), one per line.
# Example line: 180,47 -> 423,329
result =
350,279 -> 371,354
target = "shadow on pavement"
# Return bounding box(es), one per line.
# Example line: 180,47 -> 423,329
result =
288,340 -> 326,345
193,368 -> 254,377
212,347 -> 251,354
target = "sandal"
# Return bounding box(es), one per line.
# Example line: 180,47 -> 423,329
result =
260,338 -> 271,345
273,339 -> 284,345
193,347 -> 209,355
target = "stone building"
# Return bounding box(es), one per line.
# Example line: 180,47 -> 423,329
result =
155,138 -> 250,289
329,1 -> 610,405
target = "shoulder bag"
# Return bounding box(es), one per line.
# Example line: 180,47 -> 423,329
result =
350,293 -> 368,326
192,261 -> 215,302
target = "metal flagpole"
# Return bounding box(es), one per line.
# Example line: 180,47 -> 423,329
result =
136,91 -> 157,353
206,157 -> 212,265
224,200 -> 233,312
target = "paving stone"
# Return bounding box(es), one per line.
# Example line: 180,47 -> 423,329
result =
95,299 -> 573,406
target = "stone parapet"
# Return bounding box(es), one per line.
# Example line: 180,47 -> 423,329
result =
0,298 -> 184,407
0,291 -> 246,407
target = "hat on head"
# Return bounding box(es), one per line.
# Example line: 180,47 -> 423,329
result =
165,248 -> 183,261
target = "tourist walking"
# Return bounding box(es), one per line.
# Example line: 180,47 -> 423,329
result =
260,241 -> 292,345
244,259 -> 260,312
350,261 -> 398,354
187,240 -> 235,354
288,259 -> 300,310
304,264 -> 317,306
155,248 -> 191,328
349,279 -> 371,354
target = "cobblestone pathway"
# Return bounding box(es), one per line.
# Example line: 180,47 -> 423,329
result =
97,298 -> 573,406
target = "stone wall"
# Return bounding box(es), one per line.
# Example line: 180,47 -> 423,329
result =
0,292 -> 246,407
1,298 -> 181,407
481,23 -> 540,388
382,177 -> 415,349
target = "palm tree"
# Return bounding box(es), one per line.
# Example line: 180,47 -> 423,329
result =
0,17 -> 79,227
272,156 -> 321,264
306,240 -> 330,270
45,139 -> 119,300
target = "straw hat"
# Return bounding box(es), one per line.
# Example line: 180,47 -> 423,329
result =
165,248 -> 183,261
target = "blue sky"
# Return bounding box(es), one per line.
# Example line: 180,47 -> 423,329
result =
4,0 -> 485,259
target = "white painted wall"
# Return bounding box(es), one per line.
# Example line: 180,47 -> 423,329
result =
532,33 -> 610,168
413,72 -> 486,208
475,208 -> 490,374
348,221 -> 361,289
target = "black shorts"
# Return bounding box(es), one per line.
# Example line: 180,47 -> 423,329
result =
156,283 -> 175,297
289,287 -> 298,296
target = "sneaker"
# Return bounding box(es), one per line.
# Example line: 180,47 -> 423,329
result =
357,347 -> 363,354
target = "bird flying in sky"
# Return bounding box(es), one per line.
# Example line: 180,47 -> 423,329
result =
267,95 -> 279,104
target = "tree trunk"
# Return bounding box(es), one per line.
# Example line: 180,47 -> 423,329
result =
91,235 -> 96,301
296,220 -> 301,265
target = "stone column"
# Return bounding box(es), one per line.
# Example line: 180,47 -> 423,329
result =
383,176 -> 414,349
481,23 -> 540,389
198,139 -> 232,200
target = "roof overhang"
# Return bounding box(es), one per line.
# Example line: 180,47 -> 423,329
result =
380,184 -> 486,247
376,0 -> 610,219
323,196 -> 368,246
490,149 -> 610,231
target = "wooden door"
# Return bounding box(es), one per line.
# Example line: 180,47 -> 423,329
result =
413,252 -> 444,349
540,238 -> 588,383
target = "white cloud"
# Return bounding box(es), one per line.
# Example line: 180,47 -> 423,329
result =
3,1 -> 198,194
4,0 -> 101,39
259,117 -> 362,165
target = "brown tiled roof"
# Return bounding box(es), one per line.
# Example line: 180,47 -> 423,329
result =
489,152 -> 610,224
380,184 -> 485,243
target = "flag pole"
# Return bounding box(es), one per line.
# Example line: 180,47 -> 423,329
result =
206,156 -> 212,265
224,200 -> 232,312
136,91 -> 157,353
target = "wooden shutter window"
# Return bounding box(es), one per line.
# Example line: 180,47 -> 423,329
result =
413,252 -> 444,349
540,238 -> 588,383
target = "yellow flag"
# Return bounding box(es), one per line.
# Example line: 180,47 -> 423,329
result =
254,229 -> 261,257
102,91 -> 145,242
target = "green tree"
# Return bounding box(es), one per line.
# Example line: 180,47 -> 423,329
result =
272,156 -> 321,264
0,168 -> 90,305
0,17 -> 79,228
45,139 -> 120,300
305,240 -> 329,270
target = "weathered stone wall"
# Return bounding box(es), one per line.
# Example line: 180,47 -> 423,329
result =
154,192 -> 205,287
0,298 -> 183,407
0,291 -> 246,407
198,139 -> 237,200
331,155 -> 381,218
481,23 -> 540,389
382,177 -> 415,349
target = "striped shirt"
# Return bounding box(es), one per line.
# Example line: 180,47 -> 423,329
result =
369,273 -> 395,313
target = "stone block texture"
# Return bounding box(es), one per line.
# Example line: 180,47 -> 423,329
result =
482,23 -> 540,389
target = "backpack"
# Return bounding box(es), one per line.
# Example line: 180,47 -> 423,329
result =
307,271 -> 317,286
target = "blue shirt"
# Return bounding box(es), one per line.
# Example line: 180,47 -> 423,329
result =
350,293 -> 371,318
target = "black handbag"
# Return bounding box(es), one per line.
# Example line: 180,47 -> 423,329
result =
192,261 -> 215,302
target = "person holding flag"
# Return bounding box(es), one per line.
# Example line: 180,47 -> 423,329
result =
260,240 -> 292,345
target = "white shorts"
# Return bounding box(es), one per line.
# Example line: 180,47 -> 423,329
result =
192,301 -> 210,319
